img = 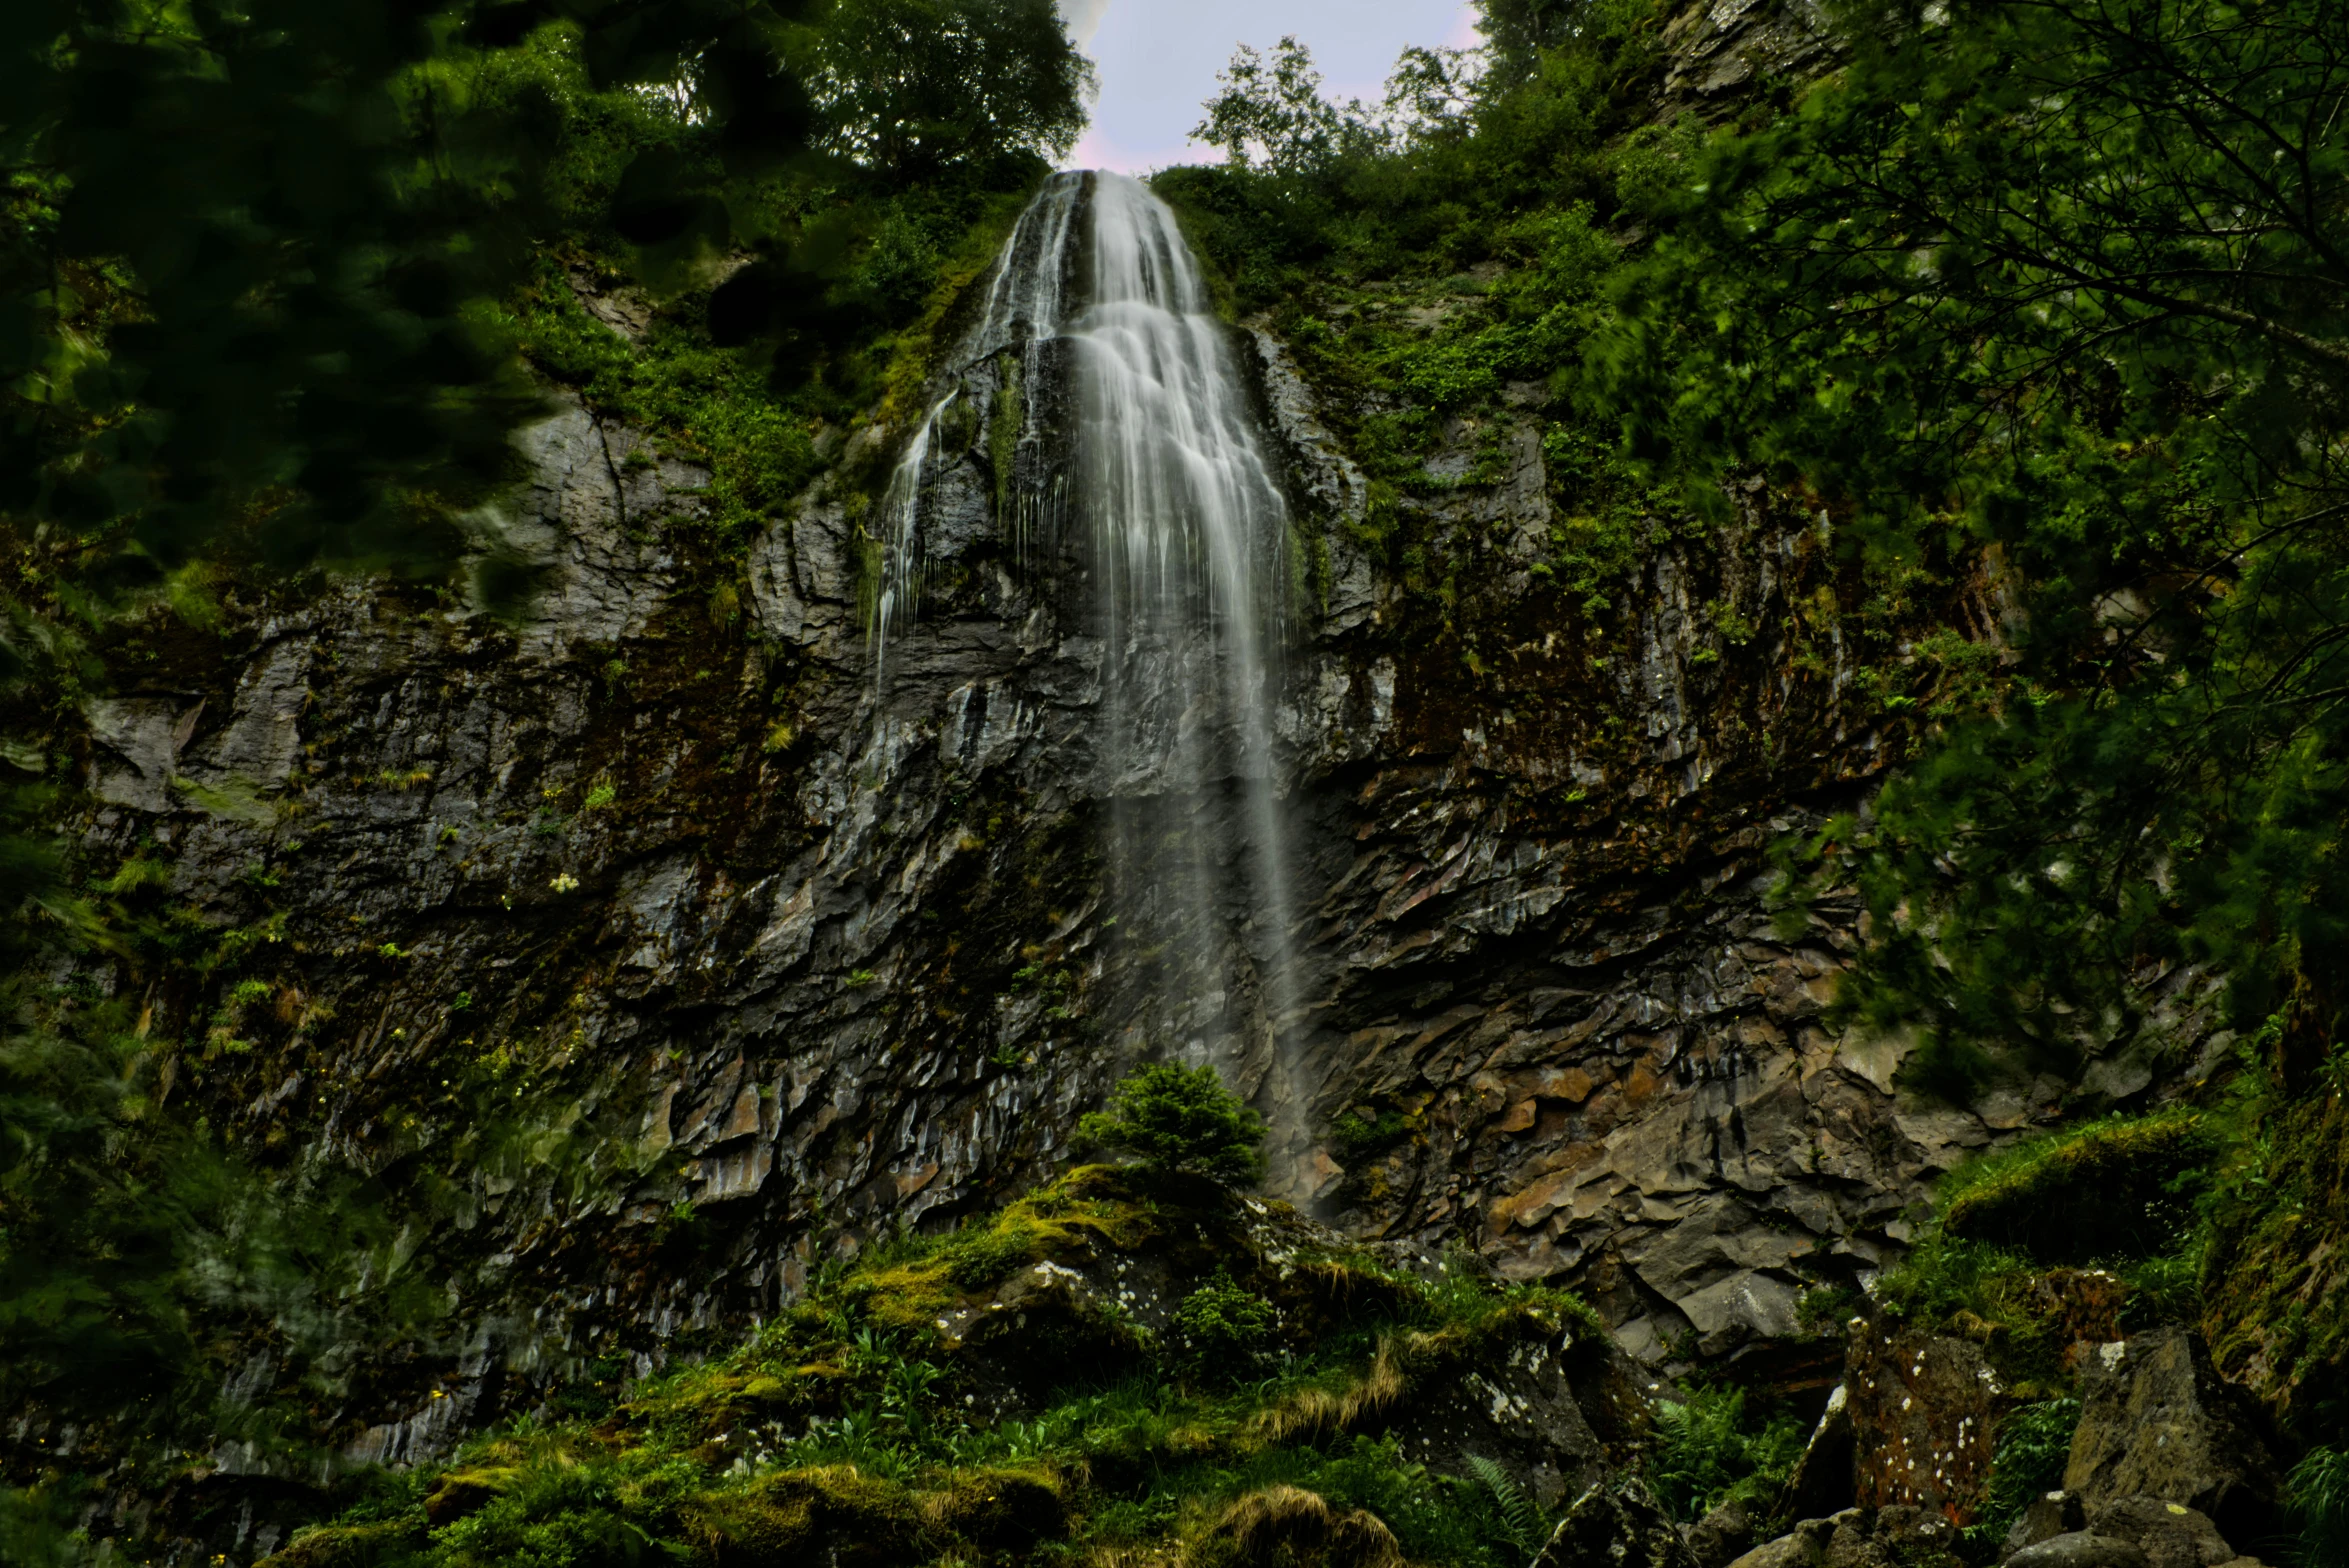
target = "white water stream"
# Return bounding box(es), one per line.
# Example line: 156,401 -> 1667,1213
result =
872,171 -> 1310,1187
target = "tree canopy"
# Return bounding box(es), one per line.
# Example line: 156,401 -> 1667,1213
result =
1597,0 -> 2349,1090
807,0 -> 1093,178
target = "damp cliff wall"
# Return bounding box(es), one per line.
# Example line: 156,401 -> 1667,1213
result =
29,0 -> 2225,1469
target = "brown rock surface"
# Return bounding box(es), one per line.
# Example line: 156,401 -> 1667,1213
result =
1845,1324 -> 1995,1522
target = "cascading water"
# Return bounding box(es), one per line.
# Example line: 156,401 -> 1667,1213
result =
873,171 -> 1316,1195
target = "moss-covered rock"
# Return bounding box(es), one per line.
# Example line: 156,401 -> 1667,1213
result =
259,1522 -> 424,1568
423,1463 -> 520,1524
681,1464 -> 921,1567
2201,1083 -> 2349,1435
1941,1112 -> 2218,1266
920,1465 -> 1066,1552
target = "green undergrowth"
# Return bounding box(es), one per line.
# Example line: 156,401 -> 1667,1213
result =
498,253 -> 825,549
1850,1051 -> 2349,1556
1643,1382 -> 1807,1528
266,1164 -> 1608,1568
1871,1099 -> 2252,1398
1144,0 -> 1694,629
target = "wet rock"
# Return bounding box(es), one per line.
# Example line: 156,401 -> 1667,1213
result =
1871,1504 -> 1965,1564
2065,1328 -> 2279,1545
1726,1518 -> 1835,1568
2084,1496 -> 2235,1568
1845,1324 -> 1995,1521
2006,1534 -> 2152,1568
1781,1383 -> 1856,1522
2005,1491 -> 2088,1557
1531,1478 -> 1699,1568
1685,1493 -> 1755,1568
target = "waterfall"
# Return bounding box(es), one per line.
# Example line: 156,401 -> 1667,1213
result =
873,171 -> 1310,1190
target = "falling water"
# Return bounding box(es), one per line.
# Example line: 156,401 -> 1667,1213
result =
871,175 -> 1082,676
873,172 -> 1312,1193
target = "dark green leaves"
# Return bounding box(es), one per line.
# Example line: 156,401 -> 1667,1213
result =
1607,0 -> 2349,1084
805,0 -> 1092,180
1075,1063 -> 1268,1186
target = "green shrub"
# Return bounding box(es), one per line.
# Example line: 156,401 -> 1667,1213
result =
1076,1064 -> 1266,1184
1170,1275 -> 1280,1382
1328,1108 -> 1412,1168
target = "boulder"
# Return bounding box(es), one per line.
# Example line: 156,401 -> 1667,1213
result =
2007,1534 -> 2151,1568
1686,1494 -> 1756,1568
1725,1517 -> 1835,1568
1818,1506 -> 1965,1568
1871,1504 -> 1965,1565
2005,1491 -> 2088,1558
1846,1323 -> 1996,1521
1533,1479 -> 1700,1568
2065,1328 -> 2279,1545
2084,1496 -> 2234,1568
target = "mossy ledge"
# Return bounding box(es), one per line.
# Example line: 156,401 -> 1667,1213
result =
264,1164 -> 1641,1568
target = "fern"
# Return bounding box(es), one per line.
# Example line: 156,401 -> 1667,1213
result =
1468,1455 -> 1547,1556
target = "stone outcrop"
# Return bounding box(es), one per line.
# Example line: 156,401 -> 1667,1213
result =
1724,1506 -> 1963,1568
2082,1497 -> 2238,1568
2007,1492 -> 2090,1557
2065,1329 -> 2280,1546
1781,1383 -> 1856,1522
1685,1494 -> 1756,1568
2007,1538 -> 2152,1568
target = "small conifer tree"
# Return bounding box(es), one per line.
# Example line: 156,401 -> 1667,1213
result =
1075,1063 -> 1266,1185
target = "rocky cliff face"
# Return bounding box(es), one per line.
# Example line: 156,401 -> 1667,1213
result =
40,2 -> 2210,1469
53,312 -> 2067,1469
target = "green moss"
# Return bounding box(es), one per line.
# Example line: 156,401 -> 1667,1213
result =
680,1465 -> 922,1567
2201,1063 -> 2349,1436
988,350 -> 1023,525
1941,1109 -> 2219,1264
849,1163 -> 1161,1334
264,1521 -> 423,1568
875,192 -> 1035,426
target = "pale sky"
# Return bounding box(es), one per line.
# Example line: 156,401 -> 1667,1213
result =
1060,0 -> 1484,174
